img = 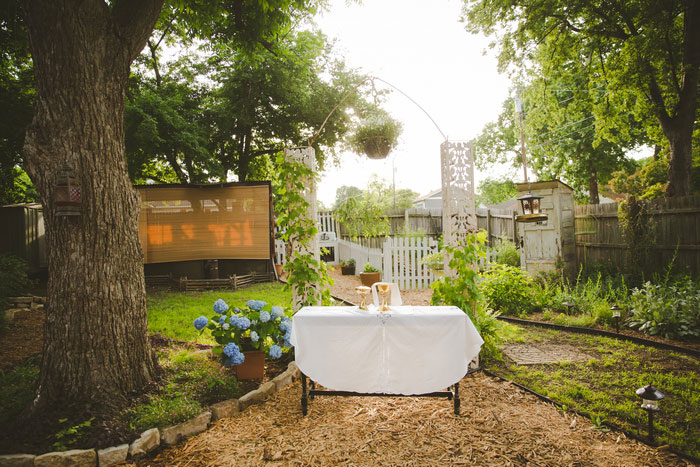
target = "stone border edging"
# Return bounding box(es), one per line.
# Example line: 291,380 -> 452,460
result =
0,361 -> 302,467
497,316 -> 700,359
2,296 -> 45,322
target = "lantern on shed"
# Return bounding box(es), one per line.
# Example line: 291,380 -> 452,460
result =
516,193 -> 547,223
55,164 -> 81,216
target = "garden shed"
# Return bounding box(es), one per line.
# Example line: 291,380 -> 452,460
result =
0,203 -> 46,273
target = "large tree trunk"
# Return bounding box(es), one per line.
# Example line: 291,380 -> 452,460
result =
664,124 -> 694,198
21,0 -> 163,414
588,167 -> 599,204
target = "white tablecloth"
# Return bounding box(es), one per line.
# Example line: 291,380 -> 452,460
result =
290,306 -> 483,395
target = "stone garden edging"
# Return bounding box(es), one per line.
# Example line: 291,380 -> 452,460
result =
0,361 -> 301,467
2,296 -> 45,322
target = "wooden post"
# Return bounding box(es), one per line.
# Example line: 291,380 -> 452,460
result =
512,210 -> 518,245
486,209 -> 492,246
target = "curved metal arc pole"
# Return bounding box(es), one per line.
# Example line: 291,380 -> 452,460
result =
307,75 -> 448,147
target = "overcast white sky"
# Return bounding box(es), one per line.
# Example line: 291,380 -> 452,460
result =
313,0 -> 514,207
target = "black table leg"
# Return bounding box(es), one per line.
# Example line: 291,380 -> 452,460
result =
453,382 -> 460,415
301,372 -> 308,416
310,380 -> 316,400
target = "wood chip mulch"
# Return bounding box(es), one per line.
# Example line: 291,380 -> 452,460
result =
134,372 -> 689,467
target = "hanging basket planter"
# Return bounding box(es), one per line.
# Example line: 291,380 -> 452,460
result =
349,112 -> 402,160
362,136 -> 393,159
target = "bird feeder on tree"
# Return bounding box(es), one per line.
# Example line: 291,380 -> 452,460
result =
54,164 -> 81,217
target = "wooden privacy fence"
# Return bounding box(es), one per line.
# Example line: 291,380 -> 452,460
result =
575,195 -> 700,276
383,236 -> 439,289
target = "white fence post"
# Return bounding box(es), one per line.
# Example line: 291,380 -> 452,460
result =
382,236 -> 439,289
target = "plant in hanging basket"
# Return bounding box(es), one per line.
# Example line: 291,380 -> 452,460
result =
349,112 -> 402,160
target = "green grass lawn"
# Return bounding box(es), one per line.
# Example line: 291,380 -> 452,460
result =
146,282 -> 293,344
485,324 -> 700,459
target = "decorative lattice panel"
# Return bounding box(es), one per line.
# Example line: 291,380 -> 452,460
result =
284,147 -> 319,310
441,140 -> 477,277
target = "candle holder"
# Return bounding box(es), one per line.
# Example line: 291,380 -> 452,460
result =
355,286 -> 371,310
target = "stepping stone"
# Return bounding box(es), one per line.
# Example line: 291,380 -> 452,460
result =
502,344 -> 594,365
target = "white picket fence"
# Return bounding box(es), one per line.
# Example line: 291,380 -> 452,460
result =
276,232 -> 495,290
317,211 -> 337,234
382,236 -> 439,289
337,238 -> 383,273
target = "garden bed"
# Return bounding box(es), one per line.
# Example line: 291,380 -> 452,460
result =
0,283 -> 294,457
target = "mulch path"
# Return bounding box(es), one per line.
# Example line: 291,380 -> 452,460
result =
134,372 -> 689,467
0,309 -> 44,370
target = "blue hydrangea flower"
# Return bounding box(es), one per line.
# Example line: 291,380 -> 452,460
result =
246,300 -> 267,311
234,316 -> 250,330
222,323 -> 230,330
284,337 -> 293,348
271,306 -> 284,319
219,315 -> 227,325
259,310 -> 270,322
279,320 -> 291,332
250,331 -> 259,342
213,299 -> 229,314
193,316 -> 208,331
229,315 -> 239,326
222,343 -> 239,357
269,345 -> 282,359
230,351 -> 245,365
234,307 -> 241,313
281,316 -> 291,323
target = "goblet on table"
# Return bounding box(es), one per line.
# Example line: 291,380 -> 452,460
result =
355,286 -> 371,310
376,283 -> 391,312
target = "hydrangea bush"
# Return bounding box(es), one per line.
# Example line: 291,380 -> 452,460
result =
193,299 -> 293,366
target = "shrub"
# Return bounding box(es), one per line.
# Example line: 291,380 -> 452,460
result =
362,263 -> 379,273
479,264 -> 536,317
493,238 -> 520,267
0,254 -> 32,310
627,278 -> 700,340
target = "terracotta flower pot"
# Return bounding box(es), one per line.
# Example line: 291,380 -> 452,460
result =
235,350 -> 266,380
275,264 -> 283,276
360,271 -> 381,287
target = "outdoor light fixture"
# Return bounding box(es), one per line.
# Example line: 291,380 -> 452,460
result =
562,301 -> 575,315
611,304 -> 621,334
54,164 -> 81,217
636,384 -> 665,443
516,193 -> 547,223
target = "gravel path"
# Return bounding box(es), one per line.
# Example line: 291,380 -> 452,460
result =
328,266 -> 433,306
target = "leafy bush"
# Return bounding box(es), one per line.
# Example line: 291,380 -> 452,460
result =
627,278 -> 700,340
492,238 -> 520,267
0,254 -> 32,311
431,231 -> 503,357
479,264 -> 536,317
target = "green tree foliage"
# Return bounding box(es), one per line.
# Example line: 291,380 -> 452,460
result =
476,177 -> 516,206
464,0 -> 700,198
333,176 -> 419,213
0,0 -> 34,204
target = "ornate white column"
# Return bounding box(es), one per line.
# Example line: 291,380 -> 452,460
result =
283,147 -> 320,311
440,140 -> 477,278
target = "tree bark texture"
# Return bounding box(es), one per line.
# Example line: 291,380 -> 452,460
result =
21,0 -> 163,413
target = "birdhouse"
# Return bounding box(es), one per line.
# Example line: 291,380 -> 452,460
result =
55,165 -> 81,217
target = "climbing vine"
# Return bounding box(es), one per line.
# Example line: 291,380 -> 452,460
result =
618,195 -> 655,279
274,154 -> 333,309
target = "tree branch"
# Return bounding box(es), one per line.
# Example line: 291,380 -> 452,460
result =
111,0 -> 164,62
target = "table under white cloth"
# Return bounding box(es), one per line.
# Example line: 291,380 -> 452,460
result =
290,306 -> 483,395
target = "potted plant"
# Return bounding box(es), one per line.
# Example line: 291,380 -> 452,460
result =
360,263 -> 381,287
340,258 -> 356,275
193,298 -> 293,380
348,111 -> 403,160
